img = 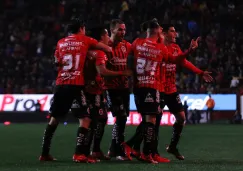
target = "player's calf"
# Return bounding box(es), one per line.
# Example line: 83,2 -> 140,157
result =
39,116 -> 59,161
167,111 -> 185,160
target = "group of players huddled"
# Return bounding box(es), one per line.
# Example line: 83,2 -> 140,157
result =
39,17 -> 213,164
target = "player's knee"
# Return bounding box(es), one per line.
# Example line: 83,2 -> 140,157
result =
176,111 -> 186,124
145,115 -> 156,124
49,117 -> 59,125
79,117 -> 92,128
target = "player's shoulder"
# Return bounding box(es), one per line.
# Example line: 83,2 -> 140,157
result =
171,43 -> 181,49
123,39 -> 131,46
132,38 -> 144,45
120,40 -> 131,48
57,37 -> 65,45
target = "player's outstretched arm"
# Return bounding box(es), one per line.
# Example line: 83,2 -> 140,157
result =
96,64 -> 132,76
181,59 -> 213,83
181,59 -> 203,75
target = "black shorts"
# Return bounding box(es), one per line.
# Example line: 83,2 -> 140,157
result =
164,92 -> 184,114
86,93 -> 108,120
134,88 -> 160,115
50,85 -> 89,119
105,89 -> 130,117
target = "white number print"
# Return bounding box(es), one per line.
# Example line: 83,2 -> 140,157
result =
136,58 -> 158,75
63,54 -> 80,71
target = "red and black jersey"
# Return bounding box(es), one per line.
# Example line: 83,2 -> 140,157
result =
84,50 -> 107,95
105,40 -> 131,89
54,34 -> 98,86
131,38 -> 168,90
163,43 -> 183,94
163,43 -> 203,94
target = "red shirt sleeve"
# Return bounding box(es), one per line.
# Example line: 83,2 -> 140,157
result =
181,59 -> 203,75
96,51 -> 107,66
167,50 -> 190,63
86,36 -> 99,48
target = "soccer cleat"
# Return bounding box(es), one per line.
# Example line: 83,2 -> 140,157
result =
90,151 -> 111,160
166,146 -> 185,160
132,150 -> 141,160
87,155 -> 100,163
115,156 -> 131,161
153,154 -> 170,163
73,154 -> 96,163
39,155 -> 57,161
121,142 -> 133,161
140,153 -> 158,164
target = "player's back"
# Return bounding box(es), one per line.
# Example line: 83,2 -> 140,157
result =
84,50 -> 107,95
55,34 -> 98,86
133,38 -> 164,90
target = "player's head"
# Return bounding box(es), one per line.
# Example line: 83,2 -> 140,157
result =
89,27 -> 110,45
68,16 -> 86,35
140,20 -> 150,32
162,24 -> 177,43
110,19 -> 126,41
147,19 -> 160,37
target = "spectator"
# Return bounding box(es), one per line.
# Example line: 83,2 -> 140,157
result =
183,100 -> 189,123
0,0 -> 242,94
206,94 -> 215,123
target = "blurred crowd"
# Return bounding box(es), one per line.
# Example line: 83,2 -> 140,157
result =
0,0 -> 243,94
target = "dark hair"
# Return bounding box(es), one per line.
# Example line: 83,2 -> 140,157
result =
141,18 -> 159,32
68,16 -> 85,34
110,19 -> 124,29
162,24 -> 175,32
89,27 -> 107,41
147,19 -> 160,30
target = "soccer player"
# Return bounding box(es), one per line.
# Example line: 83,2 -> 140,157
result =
39,17 -> 112,163
71,27 -> 132,161
162,24 -> 213,160
105,19 -> 132,160
126,19 -> 198,164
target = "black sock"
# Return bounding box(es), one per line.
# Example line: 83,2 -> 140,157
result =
75,127 -> 89,155
93,119 -> 106,152
153,114 -> 162,154
126,121 -> 144,151
109,123 -> 118,154
84,127 -> 94,156
143,122 -> 155,155
169,122 -> 183,149
41,124 -> 58,156
116,117 -> 127,143
115,117 -> 127,155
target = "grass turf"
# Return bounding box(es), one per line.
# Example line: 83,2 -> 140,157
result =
0,124 -> 242,171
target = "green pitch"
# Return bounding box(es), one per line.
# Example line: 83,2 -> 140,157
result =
0,124 -> 242,171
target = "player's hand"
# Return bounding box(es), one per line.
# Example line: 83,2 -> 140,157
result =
202,71 -> 213,83
190,37 -> 200,50
122,69 -> 133,76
